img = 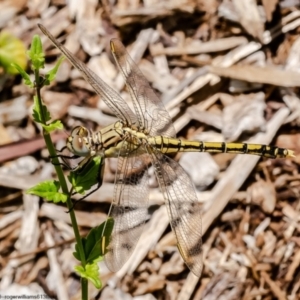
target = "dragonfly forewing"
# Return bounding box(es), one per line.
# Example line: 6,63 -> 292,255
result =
110,39 -> 176,138
38,24 -> 137,127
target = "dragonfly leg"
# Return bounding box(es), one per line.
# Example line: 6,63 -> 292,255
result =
52,145 -> 69,154
49,154 -> 80,160
49,145 -> 81,169
50,154 -> 81,171
50,145 -> 81,169
51,160 -> 71,169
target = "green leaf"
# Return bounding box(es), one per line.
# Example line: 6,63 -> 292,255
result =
11,63 -> 34,87
73,218 -> 114,263
26,180 -> 68,203
85,218 -> 114,262
27,35 -> 44,70
32,95 -> 51,124
44,56 -> 65,85
73,243 -> 82,261
75,258 -> 102,289
0,31 -> 27,75
42,120 -> 64,132
68,156 -> 103,195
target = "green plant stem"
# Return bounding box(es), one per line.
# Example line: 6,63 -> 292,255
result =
81,278 -> 88,300
34,70 -> 47,123
34,69 -> 88,300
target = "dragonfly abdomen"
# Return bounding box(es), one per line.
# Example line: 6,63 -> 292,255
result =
150,136 -> 293,158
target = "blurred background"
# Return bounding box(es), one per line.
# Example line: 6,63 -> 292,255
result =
0,0 -> 300,299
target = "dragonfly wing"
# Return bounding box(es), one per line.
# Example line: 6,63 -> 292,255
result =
38,25 -> 137,126
105,145 -> 150,272
151,150 -> 203,277
110,39 -> 176,138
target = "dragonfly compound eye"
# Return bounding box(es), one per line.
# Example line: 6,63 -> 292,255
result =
67,126 -> 90,157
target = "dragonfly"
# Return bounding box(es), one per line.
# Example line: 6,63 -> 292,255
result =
38,24 -> 294,277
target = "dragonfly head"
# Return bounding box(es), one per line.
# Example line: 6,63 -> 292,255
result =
67,126 -> 91,157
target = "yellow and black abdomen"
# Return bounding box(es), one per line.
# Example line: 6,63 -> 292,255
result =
149,136 -> 294,158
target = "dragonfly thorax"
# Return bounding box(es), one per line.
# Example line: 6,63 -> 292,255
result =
100,121 -> 148,158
